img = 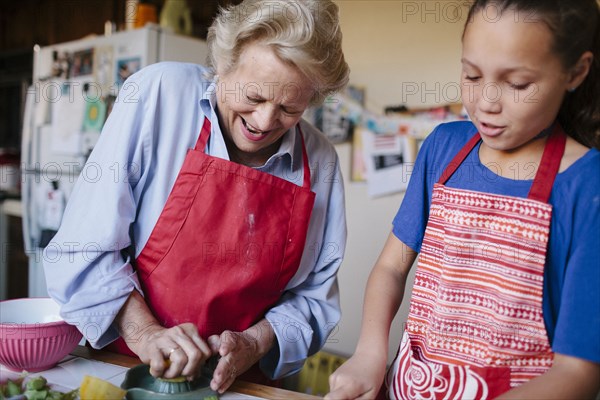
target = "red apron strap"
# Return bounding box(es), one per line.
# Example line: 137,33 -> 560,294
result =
528,123 -> 566,203
194,117 -> 212,151
194,117 -> 312,190
297,124 -> 311,190
438,132 -> 481,184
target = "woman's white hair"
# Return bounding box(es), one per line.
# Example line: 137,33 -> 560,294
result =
206,0 -> 350,104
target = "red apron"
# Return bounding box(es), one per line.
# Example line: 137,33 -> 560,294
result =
386,125 -> 565,399
109,118 -> 315,383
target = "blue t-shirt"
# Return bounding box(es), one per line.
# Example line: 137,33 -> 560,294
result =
393,121 -> 600,364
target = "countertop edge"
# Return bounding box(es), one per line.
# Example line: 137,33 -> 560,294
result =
71,346 -> 321,400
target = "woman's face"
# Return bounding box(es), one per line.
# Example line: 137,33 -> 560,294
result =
461,6 -> 571,153
215,42 -> 314,166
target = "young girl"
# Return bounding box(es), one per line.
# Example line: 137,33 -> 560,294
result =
327,0 -> 599,398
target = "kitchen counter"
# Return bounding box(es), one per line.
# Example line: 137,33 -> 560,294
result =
0,198 -> 26,300
0,346 -> 320,400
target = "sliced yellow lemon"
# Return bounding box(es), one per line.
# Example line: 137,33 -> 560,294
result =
157,376 -> 187,383
80,375 -> 127,400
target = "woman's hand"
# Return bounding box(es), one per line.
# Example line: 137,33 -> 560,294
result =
131,322 -> 213,379
207,320 -> 275,394
325,352 -> 387,400
206,330 -> 258,393
116,291 -> 212,380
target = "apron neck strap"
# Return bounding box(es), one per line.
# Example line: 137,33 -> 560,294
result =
527,123 -> 566,202
437,132 -> 481,185
297,124 -> 312,189
194,117 -> 312,189
438,123 -> 567,203
195,117 -> 212,151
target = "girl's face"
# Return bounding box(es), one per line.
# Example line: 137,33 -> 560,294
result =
215,42 -> 314,166
461,6 -> 572,152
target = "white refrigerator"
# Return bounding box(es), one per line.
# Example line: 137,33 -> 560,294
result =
20,25 -> 208,297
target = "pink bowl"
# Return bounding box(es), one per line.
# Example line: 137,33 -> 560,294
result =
0,298 -> 83,372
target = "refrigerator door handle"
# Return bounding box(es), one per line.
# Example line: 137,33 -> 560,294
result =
21,86 -> 35,254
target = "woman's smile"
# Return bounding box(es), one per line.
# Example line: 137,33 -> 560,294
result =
240,118 -> 271,141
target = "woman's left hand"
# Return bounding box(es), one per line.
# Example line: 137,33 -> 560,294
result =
207,320 -> 275,393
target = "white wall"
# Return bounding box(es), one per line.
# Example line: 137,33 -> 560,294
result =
323,1 -> 468,363
335,0 -> 467,113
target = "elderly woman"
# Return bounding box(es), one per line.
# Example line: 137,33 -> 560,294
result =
43,0 -> 349,394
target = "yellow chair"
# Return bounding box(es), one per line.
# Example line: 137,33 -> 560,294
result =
295,351 -> 348,396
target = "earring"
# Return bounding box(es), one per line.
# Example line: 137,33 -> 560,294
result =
568,87 -> 577,93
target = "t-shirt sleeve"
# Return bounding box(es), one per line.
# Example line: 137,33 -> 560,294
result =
551,173 -> 600,363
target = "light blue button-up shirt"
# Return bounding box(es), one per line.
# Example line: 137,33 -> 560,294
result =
44,62 -> 347,378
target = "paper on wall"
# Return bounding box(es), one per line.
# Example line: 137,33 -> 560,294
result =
361,128 -> 413,198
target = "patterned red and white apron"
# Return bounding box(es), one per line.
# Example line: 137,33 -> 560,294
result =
387,124 -> 566,399
109,118 -> 315,384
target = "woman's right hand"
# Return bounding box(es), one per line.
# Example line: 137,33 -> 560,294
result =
116,292 -> 213,380
129,322 -> 213,380
325,353 -> 387,400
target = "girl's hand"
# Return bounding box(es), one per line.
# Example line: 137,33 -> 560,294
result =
325,353 -> 387,400
130,322 -> 212,380
206,329 -> 265,394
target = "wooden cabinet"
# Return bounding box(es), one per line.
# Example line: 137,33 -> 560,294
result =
5,215 -> 28,299
0,0 -> 242,51
0,200 -> 28,300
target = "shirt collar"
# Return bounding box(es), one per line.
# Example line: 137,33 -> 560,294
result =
200,79 -> 218,117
